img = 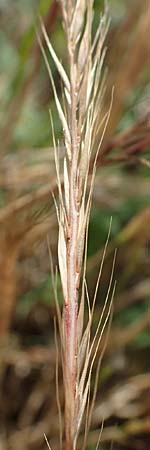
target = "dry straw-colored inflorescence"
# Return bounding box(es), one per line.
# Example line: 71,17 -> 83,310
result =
39,1 -> 114,450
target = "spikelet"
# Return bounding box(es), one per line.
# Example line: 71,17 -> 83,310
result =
40,2 -> 114,450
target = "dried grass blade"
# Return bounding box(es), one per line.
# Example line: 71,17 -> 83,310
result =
37,34 -> 71,160
44,434 -> 52,450
90,250 -> 116,357
91,281 -> 116,373
40,18 -> 70,93
54,318 -> 63,450
47,240 -> 63,350
95,420 -> 104,450
87,307 -> 113,439
91,217 -> 112,317
64,157 -> 69,216
58,212 -> 68,301
50,112 -> 68,229
76,371 -> 91,440
70,0 -> 86,43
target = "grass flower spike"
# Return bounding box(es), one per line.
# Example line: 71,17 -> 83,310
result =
39,2 -> 113,450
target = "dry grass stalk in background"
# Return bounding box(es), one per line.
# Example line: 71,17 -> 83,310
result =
39,2 -> 114,449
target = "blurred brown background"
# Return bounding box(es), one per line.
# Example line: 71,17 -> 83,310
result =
0,1 -> 150,449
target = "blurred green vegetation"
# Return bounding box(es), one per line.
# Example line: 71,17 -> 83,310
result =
0,1 -> 149,449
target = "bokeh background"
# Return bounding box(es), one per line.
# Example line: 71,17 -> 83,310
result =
0,0 -> 150,449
